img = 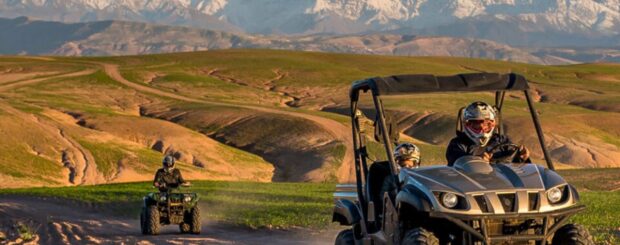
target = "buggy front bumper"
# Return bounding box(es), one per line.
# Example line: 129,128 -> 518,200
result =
428,204 -> 585,244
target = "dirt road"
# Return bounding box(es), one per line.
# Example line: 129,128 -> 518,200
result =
0,69 -> 96,92
0,196 -> 338,244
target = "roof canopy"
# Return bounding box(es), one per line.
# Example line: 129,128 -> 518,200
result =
351,73 -> 530,99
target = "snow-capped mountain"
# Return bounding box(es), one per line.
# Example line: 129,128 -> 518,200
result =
2,0 -> 620,47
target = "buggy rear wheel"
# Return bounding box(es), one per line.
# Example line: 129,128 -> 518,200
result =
401,227 -> 439,245
334,229 -> 355,245
551,224 -> 594,245
189,205 -> 201,234
145,205 -> 160,235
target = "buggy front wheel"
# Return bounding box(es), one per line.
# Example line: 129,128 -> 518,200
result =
551,224 -> 594,245
334,229 -> 355,245
401,227 -> 439,245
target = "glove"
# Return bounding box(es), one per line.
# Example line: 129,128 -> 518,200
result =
473,147 -> 491,162
518,145 -> 530,161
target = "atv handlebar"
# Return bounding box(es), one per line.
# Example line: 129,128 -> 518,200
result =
153,181 -> 191,192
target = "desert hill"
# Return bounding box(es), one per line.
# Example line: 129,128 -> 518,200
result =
0,50 -> 618,188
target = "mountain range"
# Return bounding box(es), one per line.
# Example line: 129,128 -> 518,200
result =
2,0 -> 620,47
3,16 -> 620,64
2,1 -> 620,63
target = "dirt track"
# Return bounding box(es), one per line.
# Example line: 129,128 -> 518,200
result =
0,196 -> 338,244
0,69 -> 96,92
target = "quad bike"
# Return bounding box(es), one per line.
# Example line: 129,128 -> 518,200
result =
140,182 -> 201,235
332,73 -> 593,244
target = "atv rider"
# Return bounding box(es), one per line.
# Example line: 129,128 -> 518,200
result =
381,143 -> 421,198
153,155 -> 188,192
446,101 -> 530,166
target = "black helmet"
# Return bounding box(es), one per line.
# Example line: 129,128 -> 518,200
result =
162,155 -> 175,168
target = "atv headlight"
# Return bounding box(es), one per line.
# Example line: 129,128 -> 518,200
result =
547,186 -> 563,204
184,196 -> 192,202
441,193 -> 458,208
159,196 -> 167,202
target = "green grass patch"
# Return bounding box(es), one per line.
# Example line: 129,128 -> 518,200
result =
18,91 -> 120,116
559,168 -> 620,191
5,100 -> 44,114
129,147 -> 164,174
77,140 -> 125,179
571,192 -> 620,244
0,144 -> 62,184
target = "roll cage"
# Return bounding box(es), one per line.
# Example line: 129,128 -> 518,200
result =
349,73 -> 555,238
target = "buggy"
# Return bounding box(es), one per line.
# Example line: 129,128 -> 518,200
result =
332,73 -> 593,244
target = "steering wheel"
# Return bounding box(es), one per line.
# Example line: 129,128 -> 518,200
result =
486,143 -> 522,164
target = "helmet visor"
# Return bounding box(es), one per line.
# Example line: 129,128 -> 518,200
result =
465,119 -> 495,134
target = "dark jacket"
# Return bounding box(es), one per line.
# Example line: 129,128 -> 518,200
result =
153,168 -> 185,190
446,131 -> 512,166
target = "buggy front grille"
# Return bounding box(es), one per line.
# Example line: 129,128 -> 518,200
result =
498,193 -> 516,213
471,191 -> 542,214
528,192 -> 539,211
474,195 -> 491,213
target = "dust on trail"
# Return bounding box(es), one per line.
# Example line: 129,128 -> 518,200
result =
99,63 -> 355,183
0,196 -> 338,244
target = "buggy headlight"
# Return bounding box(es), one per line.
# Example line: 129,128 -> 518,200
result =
547,186 -> 563,204
184,196 -> 192,202
159,196 -> 167,202
441,193 -> 458,208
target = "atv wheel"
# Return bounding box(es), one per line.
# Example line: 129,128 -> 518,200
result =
334,229 -> 355,245
145,205 -> 160,235
401,227 -> 439,245
552,224 -> 594,245
179,222 -> 191,233
189,205 -> 201,234
140,207 -> 147,235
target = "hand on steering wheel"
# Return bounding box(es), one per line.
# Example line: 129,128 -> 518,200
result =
486,143 -> 525,164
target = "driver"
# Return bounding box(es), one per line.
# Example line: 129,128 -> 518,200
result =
381,143 -> 421,197
446,101 -> 530,166
153,155 -> 187,191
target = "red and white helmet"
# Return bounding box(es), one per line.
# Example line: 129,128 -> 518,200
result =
462,101 -> 497,146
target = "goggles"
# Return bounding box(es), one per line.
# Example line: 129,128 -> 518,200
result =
465,119 -> 495,134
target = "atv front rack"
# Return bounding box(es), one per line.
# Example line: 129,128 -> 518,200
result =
428,204 -> 585,245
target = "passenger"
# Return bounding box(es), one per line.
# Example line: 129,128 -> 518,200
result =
446,101 -> 530,166
153,155 -> 188,192
381,143 -> 421,197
